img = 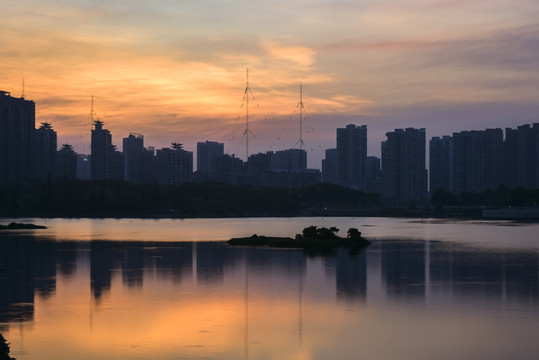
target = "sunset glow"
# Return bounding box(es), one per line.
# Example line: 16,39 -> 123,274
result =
2,0 -> 538,166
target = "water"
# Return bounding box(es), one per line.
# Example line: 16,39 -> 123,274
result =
1,217 -> 538,360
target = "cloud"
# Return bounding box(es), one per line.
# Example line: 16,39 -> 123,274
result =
262,41 -> 316,68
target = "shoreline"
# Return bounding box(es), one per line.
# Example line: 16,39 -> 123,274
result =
1,211 -> 538,222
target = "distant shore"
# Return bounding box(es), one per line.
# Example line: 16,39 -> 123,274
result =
1,208 -> 538,222
1,180 -> 538,221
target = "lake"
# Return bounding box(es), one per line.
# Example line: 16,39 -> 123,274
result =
1,217 -> 538,360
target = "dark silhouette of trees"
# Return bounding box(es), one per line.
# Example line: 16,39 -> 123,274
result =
0,334 -> 12,360
431,186 -> 539,208
2,178 -> 536,218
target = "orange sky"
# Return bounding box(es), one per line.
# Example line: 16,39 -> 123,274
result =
2,0 -> 539,167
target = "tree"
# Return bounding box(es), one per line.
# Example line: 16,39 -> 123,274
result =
0,334 -> 12,360
347,228 -> 362,240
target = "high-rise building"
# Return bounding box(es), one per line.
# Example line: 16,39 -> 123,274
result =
110,145 -> 124,181
156,143 -> 193,185
336,124 -> 367,190
365,156 -> 381,180
432,129 -> 504,195
0,90 -> 35,183
213,154 -> 244,185
270,149 -> 307,173
197,141 -> 224,174
91,120 -> 123,181
57,144 -> 77,179
504,123 -> 539,189
123,133 -> 155,183
429,136 -> 453,193
322,148 -> 337,184
34,122 -> 57,180
76,154 -> 91,180
364,156 -> 385,194
91,120 -> 112,180
382,128 -> 427,201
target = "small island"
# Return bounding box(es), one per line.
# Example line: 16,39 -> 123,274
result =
228,226 -> 371,252
0,222 -> 47,230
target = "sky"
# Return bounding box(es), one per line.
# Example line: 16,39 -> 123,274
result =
2,0 -> 539,168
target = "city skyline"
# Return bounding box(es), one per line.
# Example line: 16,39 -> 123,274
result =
2,0 -> 539,168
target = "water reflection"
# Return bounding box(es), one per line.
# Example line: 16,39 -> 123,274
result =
0,234 -> 538,359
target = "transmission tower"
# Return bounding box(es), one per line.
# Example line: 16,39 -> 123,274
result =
243,68 -> 254,161
296,85 -> 305,151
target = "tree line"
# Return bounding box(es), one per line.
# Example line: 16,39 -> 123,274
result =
0,180 -> 381,218
431,186 -> 539,208
1,179 -> 537,218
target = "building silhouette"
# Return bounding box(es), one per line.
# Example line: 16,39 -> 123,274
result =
451,129 -> 504,194
429,125 -> 538,195
123,133 -> 155,184
91,120 -> 124,181
212,154 -> 244,185
364,156 -> 384,194
76,154 -> 91,180
382,128 -> 427,201
156,143 -> 193,185
197,140 -> 224,175
34,122 -> 57,180
504,124 -> 539,189
270,149 -> 307,173
336,124 -> 367,190
123,133 -> 144,183
322,148 -> 337,184
0,91 -> 35,184
243,149 -> 319,187
429,135 -> 453,193
57,144 -> 77,179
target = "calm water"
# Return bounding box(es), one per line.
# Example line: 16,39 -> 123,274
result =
1,217 -> 538,360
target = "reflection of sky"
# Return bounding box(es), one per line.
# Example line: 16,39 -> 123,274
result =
1,227 -> 539,359
6,217 -> 539,249
2,1 -> 539,166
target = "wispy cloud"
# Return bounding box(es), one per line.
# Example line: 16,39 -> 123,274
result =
1,0 -> 538,163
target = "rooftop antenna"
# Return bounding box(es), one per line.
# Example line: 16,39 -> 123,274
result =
89,94 -> 100,129
90,94 -> 96,122
21,78 -> 25,99
86,94 -> 99,152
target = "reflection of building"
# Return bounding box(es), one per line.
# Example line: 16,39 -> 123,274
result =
0,91 -> 36,184
326,249 -> 367,301
0,237 -> 57,324
381,241 -> 426,302
90,241 -> 117,301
